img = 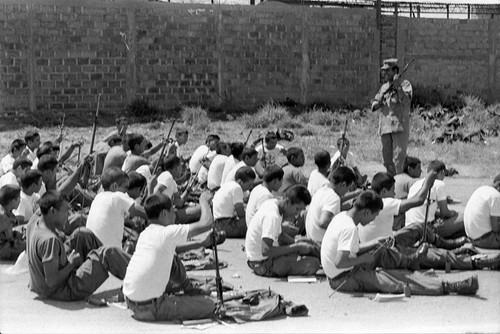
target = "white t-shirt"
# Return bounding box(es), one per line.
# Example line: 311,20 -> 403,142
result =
0,171 -> 19,188
255,144 -> 285,167
38,182 -> 46,196
405,179 -> 446,226
224,161 -> 247,185
155,171 -> 178,199
221,155 -> 238,185
331,151 -> 357,169
207,155 -> 229,190
245,198 -> 282,261
245,184 -> 274,226
212,181 -> 243,219
321,211 -> 360,279
189,145 -> 209,173
305,186 -> 341,244
123,224 -> 189,302
0,154 -> 15,175
358,197 -> 401,244
26,148 -> 37,162
13,191 -> 40,223
32,158 -> 39,170
307,169 -> 329,198
135,164 -> 152,180
86,191 -> 135,248
464,185 -> 500,239
197,150 -> 217,185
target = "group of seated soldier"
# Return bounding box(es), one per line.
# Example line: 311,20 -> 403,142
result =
0,118 -> 499,323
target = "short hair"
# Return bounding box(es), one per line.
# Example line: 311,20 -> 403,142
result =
403,156 -> 421,174
205,134 -> 220,144
37,141 -> 54,159
106,134 -> 122,147
24,130 -> 40,143
101,167 -> 128,191
265,131 -> 277,143
314,150 -> 331,169
144,193 -> 172,219
127,134 -> 145,151
20,169 -> 42,190
176,128 -> 188,136
39,190 -> 65,215
10,139 -> 26,153
115,116 -> 127,124
37,155 -> 58,172
284,185 -> 311,206
215,142 -> 230,155
163,155 -> 181,171
241,147 -> 258,161
427,160 -> 446,173
230,142 -> 245,160
371,172 -> 395,194
286,147 -> 303,162
354,190 -> 384,213
235,166 -> 256,183
329,166 -> 356,186
336,137 -> 350,148
128,171 -> 147,190
262,165 -> 284,183
0,185 -> 21,207
13,157 -> 32,171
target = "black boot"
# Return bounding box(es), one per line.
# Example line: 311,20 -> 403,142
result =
472,254 -> 500,270
442,275 -> 478,295
401,243 -> 429,269
434,235 -> 469,250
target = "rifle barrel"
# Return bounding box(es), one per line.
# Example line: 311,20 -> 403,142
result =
89,94 -> 101,155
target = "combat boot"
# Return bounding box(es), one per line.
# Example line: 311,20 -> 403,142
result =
433,235 -> 469,250
472,254 -> 500,270
442,275 -> 478,295
400,243 -> 429,269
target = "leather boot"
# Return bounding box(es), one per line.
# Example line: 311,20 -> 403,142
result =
442,275 -> 478,295
433,235 -> 469,250
401,243 -> 429,269
472,254 -> 500,270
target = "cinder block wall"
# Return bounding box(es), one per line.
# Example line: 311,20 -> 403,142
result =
0,0 -> 498,115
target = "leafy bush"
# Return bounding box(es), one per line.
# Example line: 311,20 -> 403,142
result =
181,105 -> 211,131
127,97 -> 161,121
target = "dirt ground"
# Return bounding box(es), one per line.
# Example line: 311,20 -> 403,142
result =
1,177 -> 500,334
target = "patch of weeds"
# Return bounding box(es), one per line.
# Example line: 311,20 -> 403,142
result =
127,97 -> 162,121
240,101 -> 292,128
298,126 -> 316,136
298,106 -> 342,127
181,105 -> 211,132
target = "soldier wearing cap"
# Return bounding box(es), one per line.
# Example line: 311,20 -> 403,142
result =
371,58 -> 413,177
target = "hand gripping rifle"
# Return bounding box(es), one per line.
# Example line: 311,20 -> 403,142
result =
373,58 -> 415,111
152,120 -> 176,175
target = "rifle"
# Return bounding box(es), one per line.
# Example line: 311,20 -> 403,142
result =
331,119 -> 348,173
261,138 -> 267,168
58,113 -> 66,160
152,120 -> 176,175
212,223 -> 225,316
420,189 -> 432,245
243,130 -> 253,147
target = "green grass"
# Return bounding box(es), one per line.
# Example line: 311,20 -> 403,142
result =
1,98 -> 498,179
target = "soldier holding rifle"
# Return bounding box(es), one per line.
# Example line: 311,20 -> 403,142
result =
372,58 -> 413,177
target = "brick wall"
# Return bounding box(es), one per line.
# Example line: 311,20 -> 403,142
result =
0,0 -> 499,116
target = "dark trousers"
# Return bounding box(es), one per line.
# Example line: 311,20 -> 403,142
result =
248,254 -> 320,278
216,217 -> 247,238
471,231 -> 500,249
127,255 -> 215,322
329,266 -> 444,296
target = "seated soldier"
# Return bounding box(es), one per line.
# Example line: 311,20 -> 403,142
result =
155,156 -> 200,224
122,134 -> 151,174
213,166 -> 256,238
246,185 -> 320,278
0,158 -> 32,189
330,137 -> 366,188
246,165 -> 283,226
32,141 -> 81,170
102,134 -> 128,173
1,139 -> 26,176
307,150 -> 330,198
23,130 -> 41,162
207,142 -> 231,191
464,173 -> 500,249
189,134 -> 220,186
0,185 -> 25,260
321,190 -> 479,296
26,190 -> 130,301
393,156 -> 422,230
278,147 -> 307,195
305,167 -> 355,245
406,160 -> 462,238
94,116 -> 129,175
86,167 -> 147,248
123,192 -> 216,322
14,170 -> 43,225
254,131 -> 287,178
221,142 -> 245,185
122,172 -> 149,253
223,147 -> 258,185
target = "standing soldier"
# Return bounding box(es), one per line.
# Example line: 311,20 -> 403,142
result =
372,58 -> 413,177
